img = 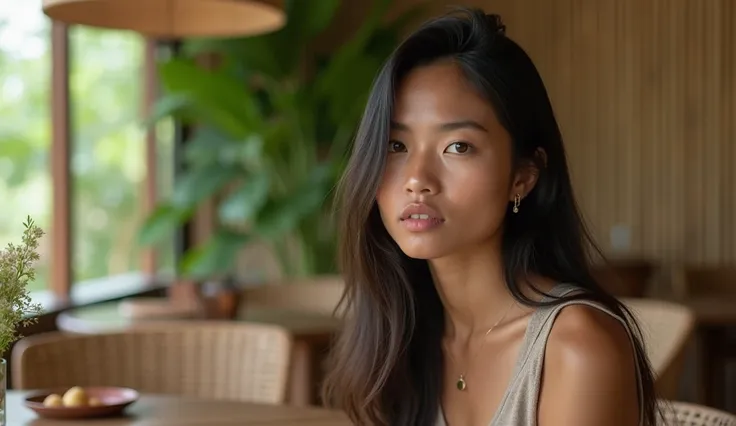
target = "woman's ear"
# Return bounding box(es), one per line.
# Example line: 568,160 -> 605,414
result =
508,147 -> 546,201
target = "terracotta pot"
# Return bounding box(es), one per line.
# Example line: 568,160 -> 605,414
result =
167,277 -> 242,320
198,278 -> 242,320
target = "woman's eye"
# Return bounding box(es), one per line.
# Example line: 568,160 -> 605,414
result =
388,140 -> 406,152
445,142 -> 471,154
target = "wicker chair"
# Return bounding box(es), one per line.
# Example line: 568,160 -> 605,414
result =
11,321 -> 292,404
659,400 -> 736,425
623,298 -> 696,399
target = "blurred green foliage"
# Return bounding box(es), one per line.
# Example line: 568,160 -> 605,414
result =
139,0 -> 423,279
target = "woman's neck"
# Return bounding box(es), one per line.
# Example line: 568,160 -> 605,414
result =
429,246 -> 518,341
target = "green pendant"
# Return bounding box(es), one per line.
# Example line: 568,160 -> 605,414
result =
456,376 -> 466,391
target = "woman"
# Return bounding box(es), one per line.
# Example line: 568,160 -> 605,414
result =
322,7 -> 658,426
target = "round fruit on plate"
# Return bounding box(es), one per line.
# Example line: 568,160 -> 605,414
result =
24,386 -> 139,419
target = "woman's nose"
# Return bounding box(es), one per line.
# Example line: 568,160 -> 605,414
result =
403,154 -> 440,195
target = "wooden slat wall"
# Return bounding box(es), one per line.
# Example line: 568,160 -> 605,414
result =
389,0 -> 736,270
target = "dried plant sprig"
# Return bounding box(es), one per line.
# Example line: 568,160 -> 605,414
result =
0,216 -> 44,355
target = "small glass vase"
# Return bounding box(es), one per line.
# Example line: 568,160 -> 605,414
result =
0,358 -> 6,426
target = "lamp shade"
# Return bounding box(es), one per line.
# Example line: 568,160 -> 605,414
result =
42,0 -> 286,38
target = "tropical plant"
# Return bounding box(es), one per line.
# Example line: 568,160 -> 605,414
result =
0,216 -> 44,355
138,0 -> 423,279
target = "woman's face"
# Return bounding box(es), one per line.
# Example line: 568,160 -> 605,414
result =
376,61 -> 530,260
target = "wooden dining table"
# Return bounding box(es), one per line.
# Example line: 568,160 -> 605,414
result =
55,303 -> 342,407
7,391 -> 352,425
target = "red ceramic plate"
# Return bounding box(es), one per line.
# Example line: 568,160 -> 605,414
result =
24,386 -> 139,419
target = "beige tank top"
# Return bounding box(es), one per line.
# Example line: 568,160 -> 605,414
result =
436,284 -> 644,426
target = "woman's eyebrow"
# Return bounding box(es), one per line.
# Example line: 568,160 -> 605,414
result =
389,119 -> 489,133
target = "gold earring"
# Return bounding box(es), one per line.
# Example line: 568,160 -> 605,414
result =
513,193 -> 521,213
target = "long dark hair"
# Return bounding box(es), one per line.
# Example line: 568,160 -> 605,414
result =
322,7 -> 658,426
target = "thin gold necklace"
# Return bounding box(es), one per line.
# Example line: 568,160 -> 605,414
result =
445,301 -> 515,391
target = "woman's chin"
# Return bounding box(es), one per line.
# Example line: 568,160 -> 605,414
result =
396,242 -> 450,260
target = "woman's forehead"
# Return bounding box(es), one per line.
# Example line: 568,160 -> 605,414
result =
392,62 -> 498,131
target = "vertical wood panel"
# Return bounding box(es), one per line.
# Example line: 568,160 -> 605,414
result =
640,0 -> 655,256
667,0 -> 686,261
705,2 -> 721,262
598,0 -> 613,243
725,1 -> 736,260
50,22 -> 71,300
389,0 -> 736,274
621,0 -> 637,250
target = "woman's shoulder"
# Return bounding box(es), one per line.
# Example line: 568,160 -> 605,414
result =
546,302 -> 636,370
539,281 -> 636,370
526,278 -> 638,370
537,299 -> 641,424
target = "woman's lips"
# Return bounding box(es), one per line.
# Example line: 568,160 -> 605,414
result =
399,203 -> 445,232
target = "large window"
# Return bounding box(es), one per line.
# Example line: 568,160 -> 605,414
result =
69,27 -> 145,283
1,2 -> 175,298
0,0 -> 51,292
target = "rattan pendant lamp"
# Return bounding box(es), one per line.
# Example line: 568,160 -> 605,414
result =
41,0 -> 286,37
